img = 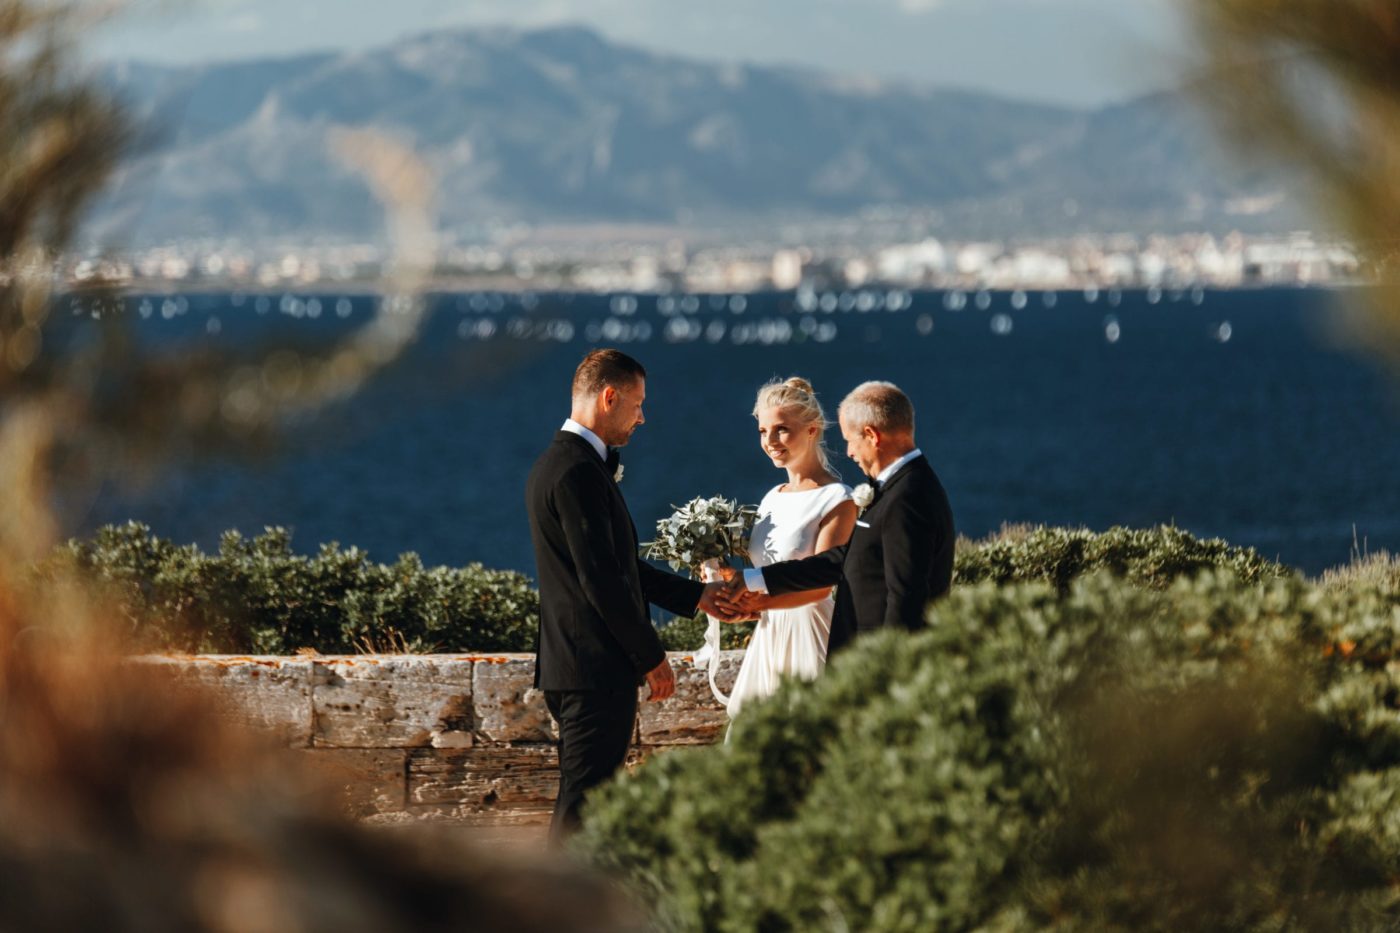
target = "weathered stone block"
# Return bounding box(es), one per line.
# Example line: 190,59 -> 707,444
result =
138,649 -> 757,824
401,802 -> 556,825
312,656 -> 474,748
142,656 -> 313,747
387,806 -> 555,827
408,747 -> 559,812
637,651 -> 742,745
297,748 -> 407,817
472,657 -> 554,743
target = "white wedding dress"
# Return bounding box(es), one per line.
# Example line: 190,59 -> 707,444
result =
726,481 -> 853,719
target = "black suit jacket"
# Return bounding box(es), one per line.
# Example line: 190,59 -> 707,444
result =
527,431 -> 704,690
759,455 -> 954,653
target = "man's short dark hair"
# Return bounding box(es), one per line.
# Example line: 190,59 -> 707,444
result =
572,349 -> 646,399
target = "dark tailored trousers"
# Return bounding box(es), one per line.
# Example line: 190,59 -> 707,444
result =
544,687 -> 638,844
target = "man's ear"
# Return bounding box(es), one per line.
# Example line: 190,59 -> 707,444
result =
863,424 -> 881,447
600,386 -> 617,409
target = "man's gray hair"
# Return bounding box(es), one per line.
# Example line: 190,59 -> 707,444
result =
839,381 -> 915,434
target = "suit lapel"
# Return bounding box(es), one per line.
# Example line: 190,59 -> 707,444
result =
557,430 -> 604,464
557,431 -> 637,550
877,455 -> 926,498
557,431 -> 624,487
858,456 -> 927,528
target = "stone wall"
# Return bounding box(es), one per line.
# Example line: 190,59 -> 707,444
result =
140,652 -> 742,824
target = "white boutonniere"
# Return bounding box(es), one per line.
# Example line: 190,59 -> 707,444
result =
852,483 -> 875,514
614,464 -> 625,483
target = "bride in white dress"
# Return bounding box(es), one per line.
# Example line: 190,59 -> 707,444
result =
724,377 -> 857,719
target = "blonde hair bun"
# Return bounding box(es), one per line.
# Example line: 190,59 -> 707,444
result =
783,376 -> 815,395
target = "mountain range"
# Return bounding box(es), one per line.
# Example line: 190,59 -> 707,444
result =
89,25 -> 1312,246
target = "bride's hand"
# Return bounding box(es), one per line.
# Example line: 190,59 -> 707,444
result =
734,591 -> 769,617
699,581 -> 758,622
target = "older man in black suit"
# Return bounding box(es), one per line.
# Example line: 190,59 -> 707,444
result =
526,349 -> 734,843
726,381 -> 955,653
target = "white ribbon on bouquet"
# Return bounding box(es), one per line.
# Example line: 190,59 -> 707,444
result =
689,557 -> 731,709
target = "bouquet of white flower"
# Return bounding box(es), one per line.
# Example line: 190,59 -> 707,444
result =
642,496 -> 759,579
643,496 -> 759,708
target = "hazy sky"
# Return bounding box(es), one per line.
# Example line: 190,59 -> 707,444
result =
93,0 -> 1194,108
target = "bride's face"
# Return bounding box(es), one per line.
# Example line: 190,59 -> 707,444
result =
757,406 -> 816,468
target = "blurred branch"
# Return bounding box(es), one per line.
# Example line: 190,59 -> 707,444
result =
0,12 -> 650,927
1184,0 -> 1400,357
0,2 -> 437,564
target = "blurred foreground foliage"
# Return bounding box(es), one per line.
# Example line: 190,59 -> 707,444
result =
600,12 -> 1400,922
0,0 -> 434,566
1186,0 -> 1400,358
0,4 -> 643,928
579,568 -> 1400,931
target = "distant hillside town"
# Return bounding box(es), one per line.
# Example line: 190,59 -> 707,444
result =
68,231 -> 1360,295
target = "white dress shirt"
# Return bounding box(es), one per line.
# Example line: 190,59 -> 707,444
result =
561,418 -> 607,462
875,448 -> 923,488
743,448 -> 925,594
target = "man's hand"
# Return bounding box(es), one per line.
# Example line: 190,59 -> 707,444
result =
699,580 -> 759,623
644,657 -> 675,702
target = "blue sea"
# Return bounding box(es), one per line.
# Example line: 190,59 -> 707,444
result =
84,287 -> 1400,577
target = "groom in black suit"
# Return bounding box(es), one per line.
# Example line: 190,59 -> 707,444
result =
527,349 -> 733,843
727,381 -> 954,653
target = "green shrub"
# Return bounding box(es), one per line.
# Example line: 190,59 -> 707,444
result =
46,524 -> 770,655
653,524 -> 1292,654
577,573 -> 1400,931
954,523 -> 1291,591
37,522 -> 1310,658
1321,550 -> 1400,600
40,522 -> 541,654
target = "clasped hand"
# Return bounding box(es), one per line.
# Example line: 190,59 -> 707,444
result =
698,575 -> 767,622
